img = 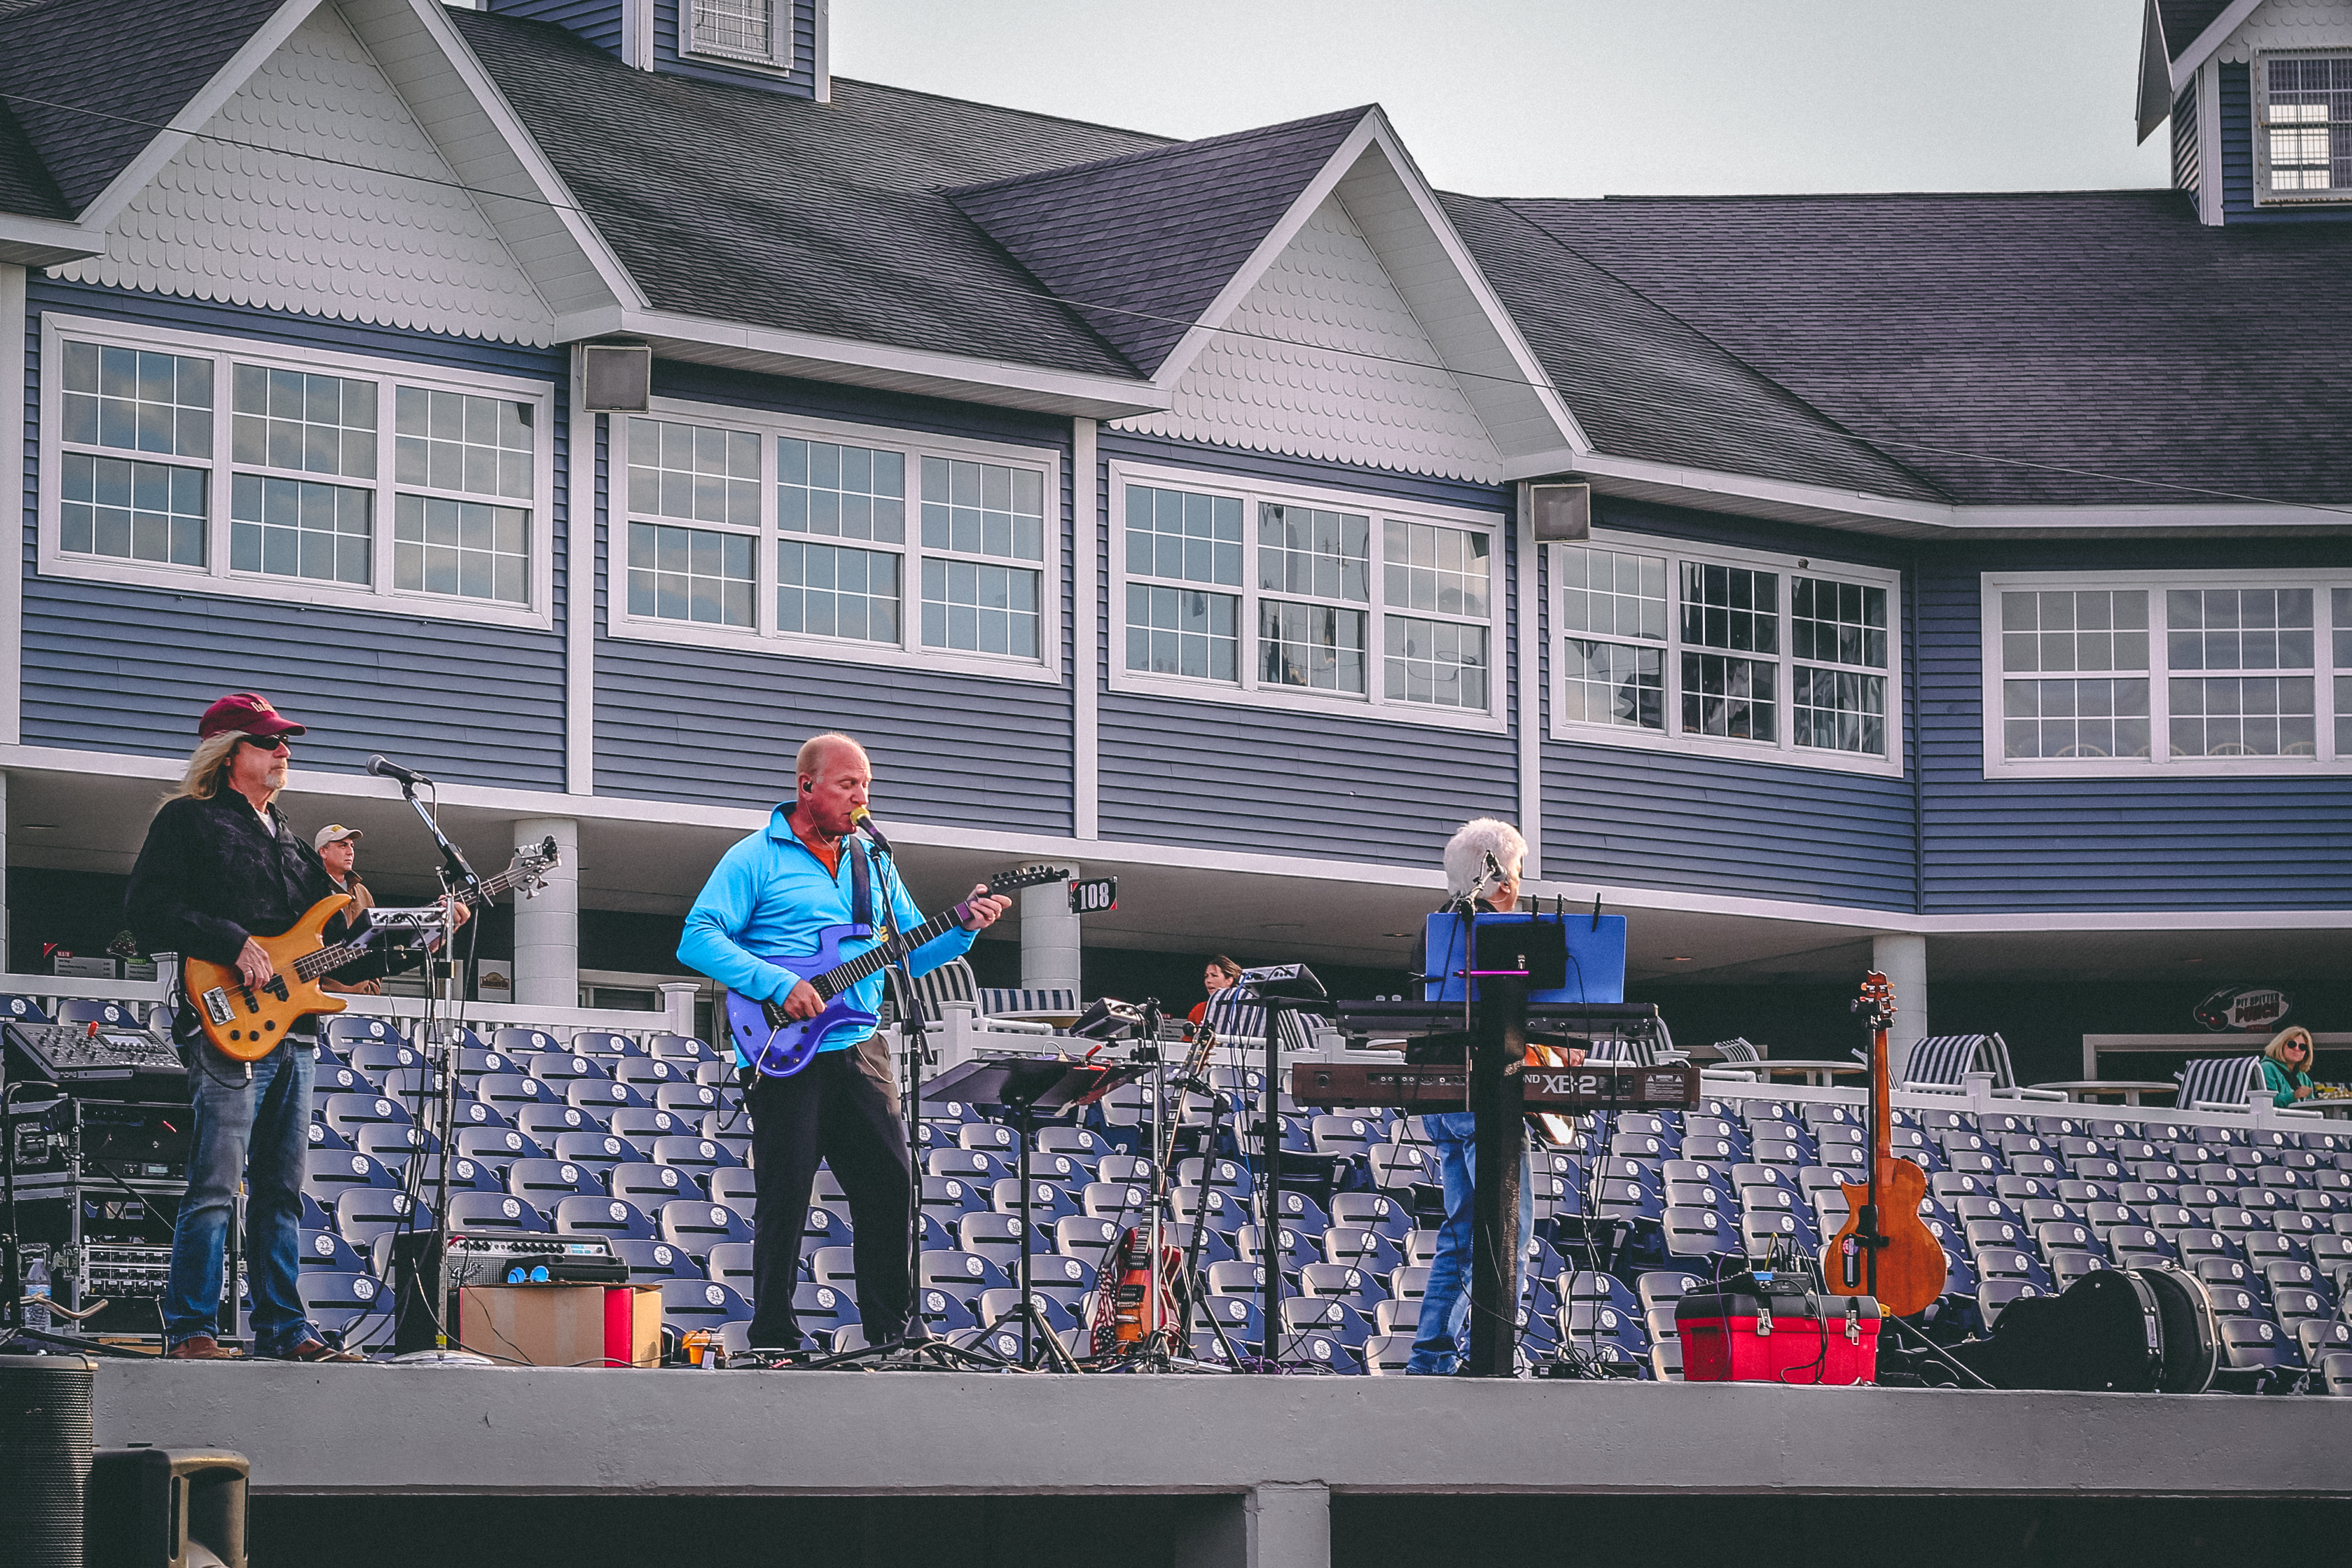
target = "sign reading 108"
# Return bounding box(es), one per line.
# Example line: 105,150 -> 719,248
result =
1068,877 -> 1118,915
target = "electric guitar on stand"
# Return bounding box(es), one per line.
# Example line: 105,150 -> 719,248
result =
721,866 -> 1066,1079
184,837 -> 560,1060
1093,1019 -> 1218,1359
1821,970 -> 1948,1318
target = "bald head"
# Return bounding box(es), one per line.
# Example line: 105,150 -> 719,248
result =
794,732 -> 873,839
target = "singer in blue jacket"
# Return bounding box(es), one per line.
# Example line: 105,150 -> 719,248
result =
679,732 -> 1007,1356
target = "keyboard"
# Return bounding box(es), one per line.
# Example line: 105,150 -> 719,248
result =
1290,1060 -> 1700,1110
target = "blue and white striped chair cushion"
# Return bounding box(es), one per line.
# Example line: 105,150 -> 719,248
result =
976,987 -> 1078,1017
2177,1055 -> 2264,1110
1901,1033 -> 2017,1089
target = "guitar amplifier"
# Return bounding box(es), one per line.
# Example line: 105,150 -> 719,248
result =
445,1234 -> 627,1287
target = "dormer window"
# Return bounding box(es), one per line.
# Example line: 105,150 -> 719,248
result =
2258,53 -> 2351,202
689,0 -> 790,71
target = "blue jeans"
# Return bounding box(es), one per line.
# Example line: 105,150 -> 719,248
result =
1406,1112 -> 1535,1375
163,1037 -> 321,1354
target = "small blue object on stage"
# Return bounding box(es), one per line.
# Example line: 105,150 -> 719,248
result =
1421,911 -> 1625,1005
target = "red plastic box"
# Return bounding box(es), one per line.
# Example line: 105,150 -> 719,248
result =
1675,1289 -> 1881,1385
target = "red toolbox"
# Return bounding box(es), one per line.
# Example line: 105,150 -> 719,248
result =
1675,1286 -> 1881,1385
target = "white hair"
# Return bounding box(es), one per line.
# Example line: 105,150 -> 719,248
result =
1443,818 -> 1526,896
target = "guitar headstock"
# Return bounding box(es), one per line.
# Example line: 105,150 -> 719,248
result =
987,865 -> 1070,897
509,834 -> 561,897
1853,968 -> 1897,1030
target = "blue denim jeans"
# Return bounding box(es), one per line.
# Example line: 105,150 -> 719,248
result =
1406,1112 -> 1535,1375
163,1037 -> 321,1354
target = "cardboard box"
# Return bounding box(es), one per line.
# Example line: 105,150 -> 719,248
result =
458,1283 -> 662,1368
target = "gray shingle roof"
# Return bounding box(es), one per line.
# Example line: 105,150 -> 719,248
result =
1493,191 -> 2352,507
0,97 -> 67,220
1441,193 -> 1950,503
0,0 -> 286,215
947,107 -> 1370,376
452,9 -> 1176,380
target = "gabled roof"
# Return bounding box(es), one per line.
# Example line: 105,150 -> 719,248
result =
1441,193 -> 1947,504
2158,1 -> 2237,61
0,98 -> 66,220
946,108 -> 1371,377
1492,189 -> 2352,508
449,8 -> 1169,384
0,0 -> 288,215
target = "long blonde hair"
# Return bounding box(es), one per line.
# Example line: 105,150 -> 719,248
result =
168,732 -> 279,808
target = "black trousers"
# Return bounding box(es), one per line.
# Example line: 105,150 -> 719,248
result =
745,1047 -> 912,1349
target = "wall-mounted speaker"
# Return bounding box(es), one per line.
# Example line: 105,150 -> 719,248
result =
1524,481 -> 1590,542
581,342 -> 652,413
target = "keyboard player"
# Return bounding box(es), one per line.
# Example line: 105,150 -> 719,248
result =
1404,818 -> 1582,1376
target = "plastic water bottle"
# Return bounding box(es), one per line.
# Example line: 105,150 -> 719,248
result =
23,1251 -> 52,1332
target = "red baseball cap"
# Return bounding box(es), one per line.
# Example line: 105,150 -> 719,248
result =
196,692 -> 306,740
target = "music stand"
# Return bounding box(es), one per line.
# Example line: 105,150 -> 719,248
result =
931,1054 -> 1149,1370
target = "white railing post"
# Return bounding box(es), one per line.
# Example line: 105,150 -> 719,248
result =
659,982 -> 698,1039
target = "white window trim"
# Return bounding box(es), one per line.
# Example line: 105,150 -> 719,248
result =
1981,568 -> 2352,780
680,0 -> 795,74
1548,529 -> 1906,780
605,396 -> 1064,686
37,313 -> 557,632
2253,48 -> 2352,207
1104,459 -> 1508,735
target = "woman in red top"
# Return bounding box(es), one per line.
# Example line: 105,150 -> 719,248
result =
1187,955 -> 1244,1024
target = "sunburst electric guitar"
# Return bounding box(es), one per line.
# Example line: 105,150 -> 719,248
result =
184,837 -> 559,1061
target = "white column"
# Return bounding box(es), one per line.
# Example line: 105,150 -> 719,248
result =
0,771 -> 10,972
1872,932 -> 1928,1079
1020,863 -> 1080,995
511,817 -> 580,1010
658,982 -> 698,1040
1071,416 -> 1099,840
1246,1483 -> 1330,1568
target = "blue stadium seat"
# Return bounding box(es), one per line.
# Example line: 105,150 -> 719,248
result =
479,1074 -> 557,1113
613,1238 -> 702,1283
611,1161 -> 694,1209
494,1027 -> 565,1058
1055,1215 -> 1124,1269
659,1198 -> 755,1261
662,1277 -> 752,1333
331,1186 -> 418,1249
299,1227 -> 367,1273
553,1193 -> 657,1240
353,1122 -> 436,1177
446,1190 -> 549,1234
649,1033 -> 714,1063
572,1031 -> 642,1058
992,1177 -> 1081,1226
919,1248 -> 1011,1304
506,1157 -> 604,1210
915,1286 -> 977,1333
305,1148 -> 397,1202
298,1270 -> 392,1351
794,1280 -> 859,1336
705,1240 -> 756,1301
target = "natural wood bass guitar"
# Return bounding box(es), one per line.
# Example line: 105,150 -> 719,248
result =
182,837 -> 559,1061
1821,969 -> 1948,1318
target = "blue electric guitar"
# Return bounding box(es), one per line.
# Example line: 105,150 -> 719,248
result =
722,866 -> 1066,1079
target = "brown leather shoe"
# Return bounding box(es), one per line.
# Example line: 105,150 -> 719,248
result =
275,1338 -> 366,1363
165,1335 -> 242,1360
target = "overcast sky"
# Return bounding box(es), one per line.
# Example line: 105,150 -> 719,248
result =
832,0 -> 2169,198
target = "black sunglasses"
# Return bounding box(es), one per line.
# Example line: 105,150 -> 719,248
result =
240,733 -> 292,752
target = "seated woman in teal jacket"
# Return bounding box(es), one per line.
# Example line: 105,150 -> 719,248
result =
2260,1026 -> 2318,1107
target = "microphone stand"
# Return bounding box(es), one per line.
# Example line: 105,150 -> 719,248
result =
396,778 -> 479,1358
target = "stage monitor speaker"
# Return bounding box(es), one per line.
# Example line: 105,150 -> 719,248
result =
582,342 -> 652,412
87,1447 -> 248,1568
1524,481 -> 1590,542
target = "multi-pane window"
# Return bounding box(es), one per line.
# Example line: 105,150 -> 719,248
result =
778,439 -> 904,645
2260,53 -> 2352,199
920,458 -> 1043,659
1557,541 -> 1898,771
1791,577 -> 1888,755
1113,468 -> 1500,722
1125,484 -> 1241,681
613,413 -> 1056,676
2165,589 -> 2315,758
58,344 -> 212,566
45,321 -> 548,622
1987,576 -> 2352,774
1998,590 -> 2150,760
1680,563 -> 1778,742
690,0 -> 779,61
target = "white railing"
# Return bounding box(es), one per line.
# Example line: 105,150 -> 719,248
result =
0,973 -> 696,1040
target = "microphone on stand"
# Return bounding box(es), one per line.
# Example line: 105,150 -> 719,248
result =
367,754 -> 433,790
849,808 -> 893,854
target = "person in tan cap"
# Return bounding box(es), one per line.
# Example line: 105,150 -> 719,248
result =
313,825 -> 381,996
124,693 -> 463,1361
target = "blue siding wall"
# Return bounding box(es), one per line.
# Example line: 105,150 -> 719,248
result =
2219,62 -> 2352,226
1919,536 -> 2352,913
1538,497 -> 1918,909
22,280 -> 572,790
1094,431 -> 1517,868
653,0 -> 821,97
483,0 -> 625,54
592,363 -> 1074,834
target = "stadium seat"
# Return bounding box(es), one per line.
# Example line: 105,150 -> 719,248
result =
298,1270 -> 392,1352
553,1194 -> 657,1240
1280,1294 -> 1370,1349
1055,1215 -> 1125,1269
445,1190 -> 549,1234
957,1212 -> 1033,1276
2218,1316 -> 2302,1375
1081,1181 -> 1150,1221
454,1126 -> 545,1168
662,1278 -> 753,1334
659,1199 -> 755,1261
507,1158 -> 605,1210
299,1227 -> 367,1273
915,1286 -> 977,1333
1361,1333 -> 1414,1375
992,1178 -> 1081,1226
705,1240 -> 756,1301
649,1033 -> 715,1063
919,1248 -> 1011,1303
1976,1279 -> 2044,1328
1329,1192 -> 1413,1241
794,1280 -> 860,1337
479,1074 -> 558,1113
710,1167 -> 759,1222
612,1161 -> 694,1209
494,1027 -> 564,1057
305,1148 -> 397,1203
551,1130 -> 634,1172
1299,1262 -> 1386,1307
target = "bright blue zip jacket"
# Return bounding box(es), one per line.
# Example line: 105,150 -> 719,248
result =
677,802 -> 976,1061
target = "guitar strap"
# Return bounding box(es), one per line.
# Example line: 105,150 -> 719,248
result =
849,835 -> 874,933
